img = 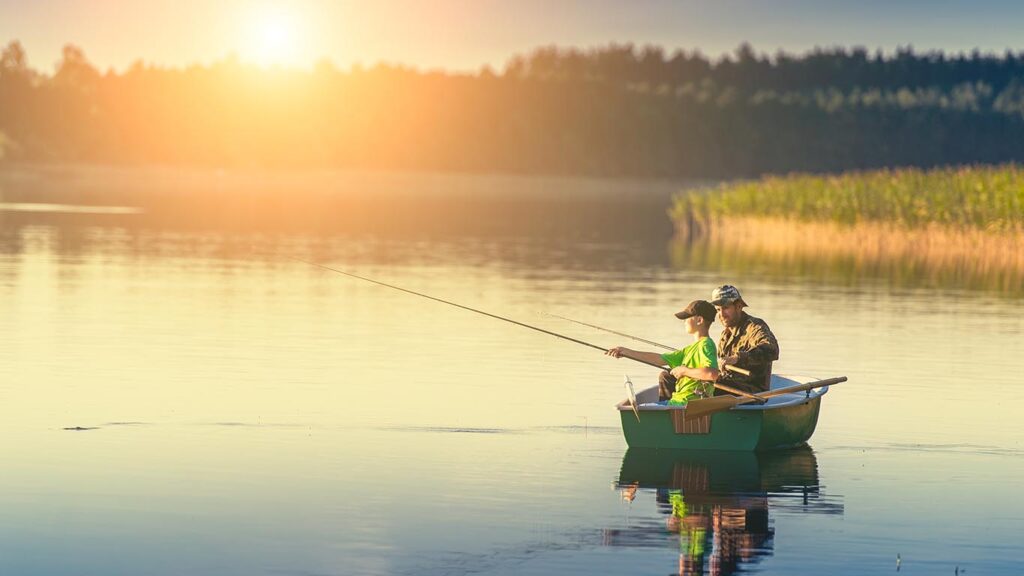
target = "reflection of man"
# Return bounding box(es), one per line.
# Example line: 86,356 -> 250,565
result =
711,285 -> 779,395
664,489 -> 772,576
707,497 -> 772,576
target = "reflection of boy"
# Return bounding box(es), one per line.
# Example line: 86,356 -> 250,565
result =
666,490 -> 708,575
606,300 -> 720,405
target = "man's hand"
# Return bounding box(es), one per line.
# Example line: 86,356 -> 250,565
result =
606,347 -> 632,358
670,366 -> 688,379
720,355 -> 739,367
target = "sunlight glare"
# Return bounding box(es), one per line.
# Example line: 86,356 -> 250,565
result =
246,7 -> 302,67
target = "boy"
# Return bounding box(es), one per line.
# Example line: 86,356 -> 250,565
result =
606,300 -> 720,405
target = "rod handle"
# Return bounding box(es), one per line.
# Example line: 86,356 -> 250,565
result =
723,364 -> 751,376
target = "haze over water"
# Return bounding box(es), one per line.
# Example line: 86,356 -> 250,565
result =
1,168 -> 1022,575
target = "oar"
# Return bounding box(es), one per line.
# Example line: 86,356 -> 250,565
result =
683,376 -> 847,420
711,378 -> 761,400
624,376 -> 640,422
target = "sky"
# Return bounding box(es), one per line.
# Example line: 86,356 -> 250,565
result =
2,0 -> 1024,73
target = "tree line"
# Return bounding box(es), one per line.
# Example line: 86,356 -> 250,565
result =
2,41 -> 1024,177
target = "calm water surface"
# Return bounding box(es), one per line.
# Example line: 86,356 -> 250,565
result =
1,168 -> 1022,575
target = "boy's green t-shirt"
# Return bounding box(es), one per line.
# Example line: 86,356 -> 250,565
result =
660,337 -> 718,405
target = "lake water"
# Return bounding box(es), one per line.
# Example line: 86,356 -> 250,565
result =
2,167 -> 1023,575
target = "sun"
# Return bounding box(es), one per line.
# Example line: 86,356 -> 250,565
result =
245,7 -> 302,67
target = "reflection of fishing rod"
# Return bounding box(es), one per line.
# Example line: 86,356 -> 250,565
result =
545,312 -> 751,377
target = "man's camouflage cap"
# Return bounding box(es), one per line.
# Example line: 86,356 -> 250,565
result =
711,285 -> 748,307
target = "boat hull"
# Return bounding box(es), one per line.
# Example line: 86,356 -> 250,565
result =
618,375 -> 826,451
616,444 -> 819,490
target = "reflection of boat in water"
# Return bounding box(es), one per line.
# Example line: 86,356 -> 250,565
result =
604,446 -> 842,575
617,374 -> 831,450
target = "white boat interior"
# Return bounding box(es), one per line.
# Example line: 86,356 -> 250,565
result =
618,374 -> 830,412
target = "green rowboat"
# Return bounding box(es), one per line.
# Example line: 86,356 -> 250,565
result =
617,374 -> 830,451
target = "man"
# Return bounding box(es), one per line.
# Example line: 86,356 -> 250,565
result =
606,300 -> 719,405
711,285 -> 779,395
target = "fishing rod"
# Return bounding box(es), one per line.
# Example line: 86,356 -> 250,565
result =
290,257 -> 669,371
293,257 -> 759,399
545,311 -> 753,378
543,312 -> 674,351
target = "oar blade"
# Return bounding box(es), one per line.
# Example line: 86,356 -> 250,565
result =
683,395 -> 745,420
686,375 -> 848,420
624,376 -> 640,422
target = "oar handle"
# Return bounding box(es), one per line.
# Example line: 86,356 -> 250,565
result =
712,381 -> 764,402
713,364 -> 759,401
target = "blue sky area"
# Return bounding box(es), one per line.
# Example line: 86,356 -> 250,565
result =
1,0 -> 1023,72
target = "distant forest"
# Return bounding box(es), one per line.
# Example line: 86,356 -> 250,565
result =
3,41 -> 1024,178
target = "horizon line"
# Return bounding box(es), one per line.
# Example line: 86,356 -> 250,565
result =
5,38 -> 1024,76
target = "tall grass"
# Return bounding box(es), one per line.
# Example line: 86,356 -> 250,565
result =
669,164 -> 1024,293
672,164 -> 1024,232
671,217 -> 1024,293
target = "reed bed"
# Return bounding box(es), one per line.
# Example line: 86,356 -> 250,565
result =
670,164 -> 1024,292
673,164 -> 1024,232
